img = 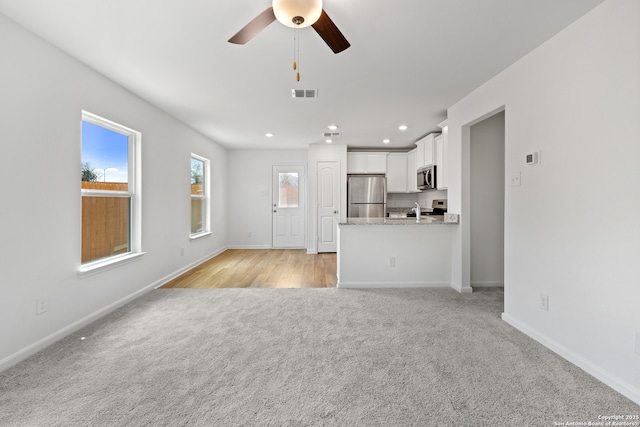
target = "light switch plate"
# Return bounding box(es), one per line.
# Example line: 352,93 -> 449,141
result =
510,172 -> 521,186
539,294 -> 549,311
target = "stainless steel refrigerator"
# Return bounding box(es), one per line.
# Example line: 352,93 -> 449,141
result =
347,175 -> 387,218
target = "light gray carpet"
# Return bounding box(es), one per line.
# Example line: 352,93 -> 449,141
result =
1,288 -> 638,426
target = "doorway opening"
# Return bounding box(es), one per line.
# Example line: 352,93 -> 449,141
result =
469,111 -> 505,289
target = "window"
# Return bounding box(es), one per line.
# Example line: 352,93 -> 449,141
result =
81,111 -> 141,269
190,154 -> 210,237
278,172 -> 299,208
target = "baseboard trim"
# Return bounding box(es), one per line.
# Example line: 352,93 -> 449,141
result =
471,281 -> 504,288
337,281 -> 449,289
450,283 -> 474,293
502,313 -> 640,406
0,247 -> 228,373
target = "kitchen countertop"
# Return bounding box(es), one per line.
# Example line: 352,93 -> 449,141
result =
339,216 -> 451,226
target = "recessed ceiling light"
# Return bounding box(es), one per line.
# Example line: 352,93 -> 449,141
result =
383,139 -> 391,144
265,133 -> 274,138
326,139 -> 333,143
398,125 -> 408,131
327,125 -> 338,130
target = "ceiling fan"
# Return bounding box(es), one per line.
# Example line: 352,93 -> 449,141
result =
228,0 -> 351,54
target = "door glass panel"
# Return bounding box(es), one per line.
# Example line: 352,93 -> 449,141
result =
278,172 -> 299,208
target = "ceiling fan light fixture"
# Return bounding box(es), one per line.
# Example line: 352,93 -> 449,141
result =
272,0 -> 322,28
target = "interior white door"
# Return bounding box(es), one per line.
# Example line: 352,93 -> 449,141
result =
272,165 -> 306,248
317,161 -> 340,253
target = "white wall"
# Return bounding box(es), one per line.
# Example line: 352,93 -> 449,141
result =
0,14 -> 228,369
470,111 -> 505,287
227,149 -> 307,248
338,224 -> 452,288
447,0 -> 640,403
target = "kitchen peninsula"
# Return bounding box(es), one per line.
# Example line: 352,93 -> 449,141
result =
336,218 -> 455,288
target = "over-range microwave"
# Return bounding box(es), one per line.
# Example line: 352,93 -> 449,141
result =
417,165 -> 437,191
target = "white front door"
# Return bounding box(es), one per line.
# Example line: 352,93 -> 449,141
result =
317,161 -> 340,253
272,165 -> 306,248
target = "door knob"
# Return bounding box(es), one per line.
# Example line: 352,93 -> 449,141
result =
273,210 -> 277,213
334,210 -> 338,214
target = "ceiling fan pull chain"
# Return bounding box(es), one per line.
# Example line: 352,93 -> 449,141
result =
292,26 -> 297,71
295,25 -> 301,81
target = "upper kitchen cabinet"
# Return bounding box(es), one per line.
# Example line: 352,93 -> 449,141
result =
386,150 -> 420,193
436,120 -> 449,190
435,134 -> 445,190
406,148 -> 419,192
347,152 -> 388,174
414,133 -> 440,169
386,153 -> 408,193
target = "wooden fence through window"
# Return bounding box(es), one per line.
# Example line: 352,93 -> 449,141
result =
81,182 -> 129,264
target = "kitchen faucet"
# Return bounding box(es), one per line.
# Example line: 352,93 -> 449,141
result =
413,202 -> 421,222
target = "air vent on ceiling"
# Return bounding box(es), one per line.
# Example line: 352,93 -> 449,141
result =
323,132 -> 341,138
291,89 -> 318,98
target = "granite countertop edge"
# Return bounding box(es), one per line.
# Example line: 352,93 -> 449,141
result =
338,218 -> 457,226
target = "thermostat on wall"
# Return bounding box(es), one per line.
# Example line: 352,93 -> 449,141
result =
526,151 -> 539,165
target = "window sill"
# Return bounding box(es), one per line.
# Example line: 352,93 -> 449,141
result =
78,252 -> 146,278
190,231 -> 212,241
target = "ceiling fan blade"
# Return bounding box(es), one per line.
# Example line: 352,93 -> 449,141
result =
228,7 -> 276,45
311,9 -> 351,54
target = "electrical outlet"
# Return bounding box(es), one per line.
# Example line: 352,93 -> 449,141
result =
511,172 -> 521,186
635,332 -> 640,355
180,247 -> 185,256
37,296 -> 49,315
388,257 -> 396,267
539,294 -> 549,311
248,232 -> 252,238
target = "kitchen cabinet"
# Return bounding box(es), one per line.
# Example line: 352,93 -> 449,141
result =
414,133 -> 440,169
435,135 -> 445,190
416,140 -> 425,168
407,149 -> 419,192
386,151 -> 420,193
347,152 -> 388,174
386,153 -> 408,193
436,120 -> 448,190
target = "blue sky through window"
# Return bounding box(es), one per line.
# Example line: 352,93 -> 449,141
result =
82,121 -> 128,183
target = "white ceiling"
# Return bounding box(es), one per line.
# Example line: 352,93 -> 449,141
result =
0,0 -> 603,150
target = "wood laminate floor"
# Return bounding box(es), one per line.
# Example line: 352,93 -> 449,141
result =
161,249 -> 337,289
